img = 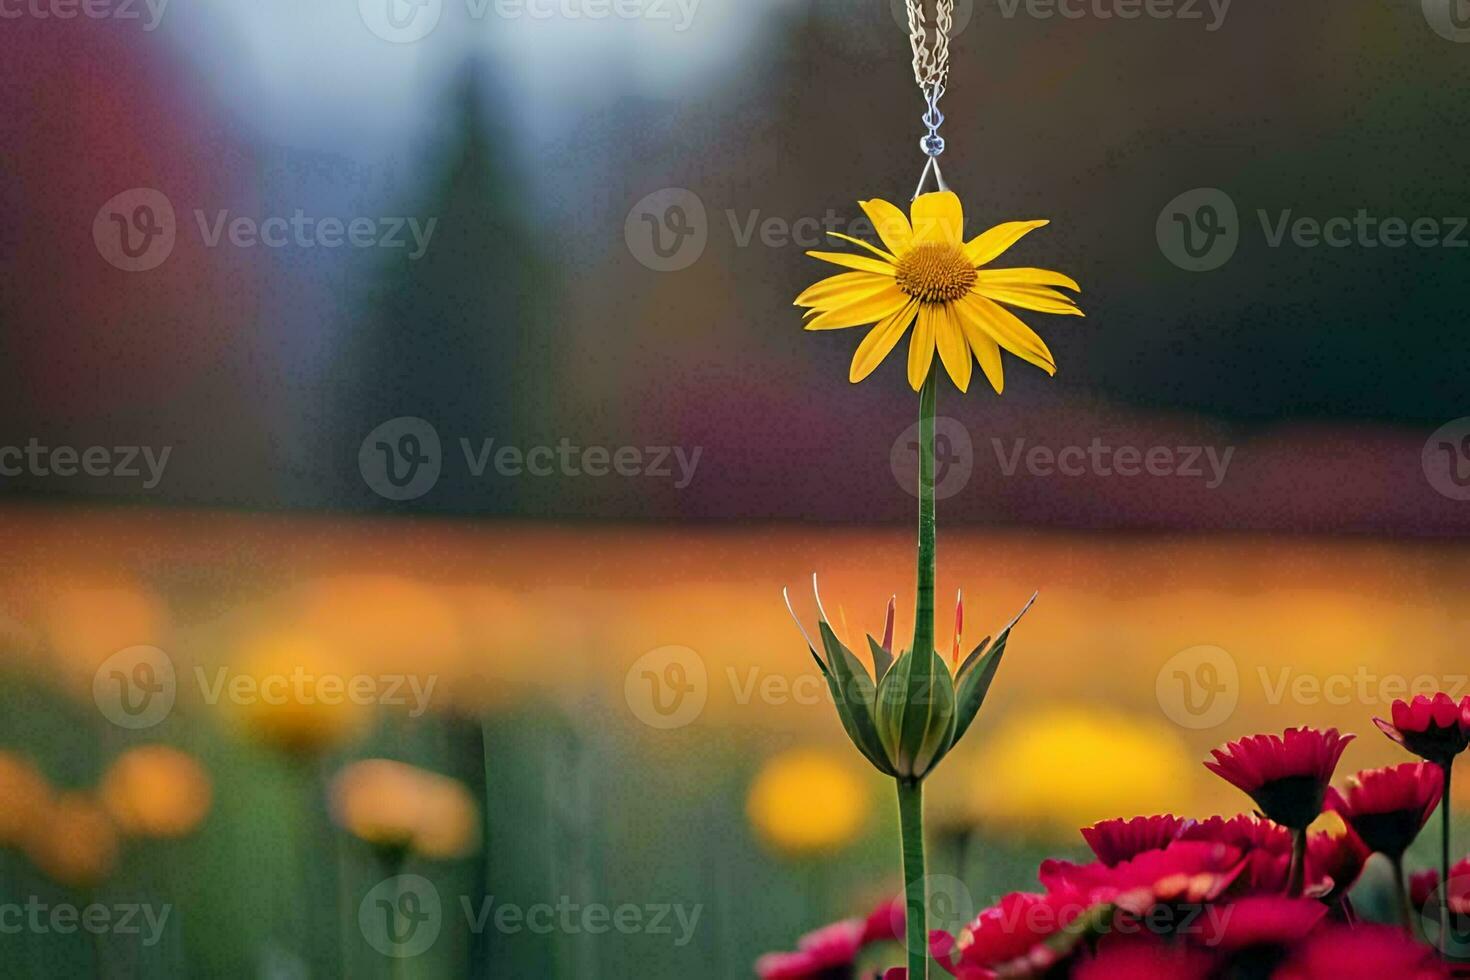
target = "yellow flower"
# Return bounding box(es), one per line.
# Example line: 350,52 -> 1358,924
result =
329,759 -> 480,860
229,632 -> 370,757
99,745 -> 212,839
970,706 -> 1194,840
745,749 -> 869,856
795,191 -> 1082,393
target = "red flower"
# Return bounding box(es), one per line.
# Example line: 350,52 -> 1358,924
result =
1071,933 -> 1218,980
756,898 -> 903,979
1187,895 -> 1326,951
1306,824 -> 1371,903
936,890 -> 1092,978
1325,763 -> 1444,860
1039,840 -> 1246,913
1081,814 -> 1191,867
1203,728 -> 1354,830
1272,924 -> 1448,979
1180,815 -> 1304,895
1375,693 -> 1470,764
1411,857 -> 1470,917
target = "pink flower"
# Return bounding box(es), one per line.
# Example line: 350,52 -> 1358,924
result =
1272,924 -> 1448,979
1203,728 -> 1354,830
756,897 -> 904,979
935,890 -> 1092,978
1410,857 -> 1470,917
1187,896 -> 1326,951
1374,693 -> 1470,764
1325,763 -> 1444,860
1306,825 -> 1371,903
1181,815 -> 1299,895
1081,814 -> 1191,867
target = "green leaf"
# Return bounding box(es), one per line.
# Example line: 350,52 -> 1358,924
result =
950,593 -> 1037,746
866,634 -> 894,684
818,622 -> 895,776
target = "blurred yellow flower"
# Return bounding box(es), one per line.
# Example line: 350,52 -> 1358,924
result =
746,749 -> 870,856
229,632 -> 370,756
25,793 -> 118,890
971,706 -> 1195,840
0,752 -> 52,846
41,580 -> 166,690
99,745 -> 212,839
329,759 -> 480,860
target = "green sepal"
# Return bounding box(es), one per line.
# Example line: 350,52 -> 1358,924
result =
875,648 -> 956,780
818,621 -> 895,776
950,593 -> 1037,747
866,635 -> 894,685
910,654 -> 957,777
956,635 -> 991,678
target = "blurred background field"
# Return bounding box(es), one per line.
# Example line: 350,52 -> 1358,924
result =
1,505 -> 1469,975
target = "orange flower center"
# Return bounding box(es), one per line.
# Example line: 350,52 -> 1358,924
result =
895,242 -> 976,304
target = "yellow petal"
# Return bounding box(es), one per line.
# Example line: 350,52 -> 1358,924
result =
958,293 -> 1057,375
795,271 -> 894,308
849,300 -> 918,383
806,250 -> 897,277
976,267 -> 1081,292
964,220 -> 1049,267
825,232 -> 896,264
978,285 -> 1085,317
859,199 -> 914,255
967,330 -> 1006,394
907,304 -> 939,391
910,191 -> 965,246
935,304 -> 971,393
805,284 -> 909,330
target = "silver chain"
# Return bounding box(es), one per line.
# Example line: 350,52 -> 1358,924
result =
905,0 -> 954,92
905,0 -> 956,194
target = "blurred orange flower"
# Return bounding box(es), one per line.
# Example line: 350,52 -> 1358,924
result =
25,793 -> 118,889
229,632 -> 370,756
329,759 -> 479,860
0,752 -> 52,846
99,745 -> 212,839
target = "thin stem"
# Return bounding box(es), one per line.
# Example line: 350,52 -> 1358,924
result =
913,366 -> 937,658
1441,762 -> 1453,957
1393,855 -> 1413,934
1286,827 -> 1307,897
897,778 -> 928,980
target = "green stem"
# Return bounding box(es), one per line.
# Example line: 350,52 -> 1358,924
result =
1393,855 -> 1413,935
913,366 -> 937,658
897,778 -> 928,980
1441,762 -> 1453,957
1286,827 -> 1307,897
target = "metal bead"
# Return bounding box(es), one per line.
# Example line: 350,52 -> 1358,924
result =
920,134 -> 946,157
